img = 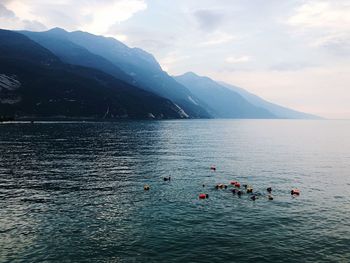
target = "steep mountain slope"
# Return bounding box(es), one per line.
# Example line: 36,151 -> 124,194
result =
175,72 -> 275,119
219,82 -> 321,119
34,28 -> 210,118
0,29 -> 187,119
20,29 -> 133,84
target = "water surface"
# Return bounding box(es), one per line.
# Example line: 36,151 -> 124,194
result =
1,120 -> 350,262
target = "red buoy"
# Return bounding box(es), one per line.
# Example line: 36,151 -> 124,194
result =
199,194 -> 208,199
234,182 -> 241,188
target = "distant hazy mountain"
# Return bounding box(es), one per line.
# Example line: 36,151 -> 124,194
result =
219,82 -> 321,119
175,72 -> 275,119
0,29 -> 187,120
24,28 -> 210,118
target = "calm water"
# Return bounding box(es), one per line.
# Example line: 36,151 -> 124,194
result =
1,120 -> 350,262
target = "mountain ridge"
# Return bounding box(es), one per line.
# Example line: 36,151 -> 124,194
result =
218,81 -> 321,119
175,72 -> 276,119
175,72 -> 320,119
34,28 -> 210,118
0,29 -> 187,120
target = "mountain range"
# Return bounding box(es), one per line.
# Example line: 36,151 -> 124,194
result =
175,72 -> 319,119
0,27 -> 320,120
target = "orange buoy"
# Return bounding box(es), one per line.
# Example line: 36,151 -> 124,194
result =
291,189 -> 300,195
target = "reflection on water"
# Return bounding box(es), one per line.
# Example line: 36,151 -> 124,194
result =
1,120 -> 350,262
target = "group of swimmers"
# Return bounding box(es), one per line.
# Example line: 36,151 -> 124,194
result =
210,182 -> 275,201
143,166 -> 300,201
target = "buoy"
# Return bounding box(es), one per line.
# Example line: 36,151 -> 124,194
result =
144,185 -> 150,191
210,165 -> 216,171
267,187 -> 272,193
268,194 -> 273,200
246,187 -> 253,193
230,181 -> 238,185
291,189 -> 300,195
234,182 -> 241,188
199,193 -> 208,199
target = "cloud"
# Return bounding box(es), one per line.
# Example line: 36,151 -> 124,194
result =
269,62 -> 317,72
107,24 -> 176,52
193,9 -> 225,32
225,55 -> 251,64
1,0 -> 147,35
288,0 -> 350,51
22,19 -> 47,31
0,3 -> 15,18
288,0 -> 350,30
0,2 -> 46,31
83,0 -> 147,34
200,32 -> 236,46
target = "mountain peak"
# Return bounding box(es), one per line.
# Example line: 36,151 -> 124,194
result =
181,72 -> 200,78
177,72 -> 213,83
47,27 -> 67,33
45,27 -> 69,38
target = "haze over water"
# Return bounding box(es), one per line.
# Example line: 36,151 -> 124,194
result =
1,120 -> 350,262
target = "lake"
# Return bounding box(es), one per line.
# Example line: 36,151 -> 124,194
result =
1,120 -> 350,262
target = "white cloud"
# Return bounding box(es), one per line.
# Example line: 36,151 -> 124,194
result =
200,32 -> 236,46
2,0 -> 147,35
81,0 -> 147,34
288,0 -> 350,49
0,2 -> 47,31
288,1 -> 350,30
225,55 -> 251,64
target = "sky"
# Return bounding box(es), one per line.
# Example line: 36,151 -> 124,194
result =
0,0 -> 350,118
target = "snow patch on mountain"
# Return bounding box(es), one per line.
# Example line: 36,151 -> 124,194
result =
188,96 -> 199,106
0,74 -> 21,91
173,103 -> 189,119
0,74 -> 21,104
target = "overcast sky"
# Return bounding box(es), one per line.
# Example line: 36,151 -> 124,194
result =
1,0 -> 350,118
